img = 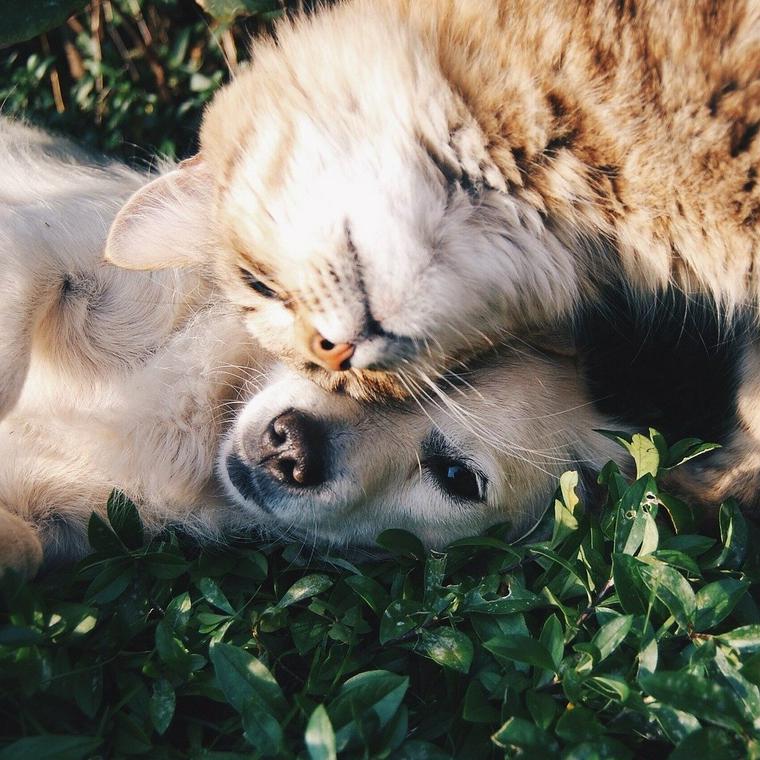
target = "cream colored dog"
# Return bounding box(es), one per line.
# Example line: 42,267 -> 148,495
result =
0,120 -> 636,577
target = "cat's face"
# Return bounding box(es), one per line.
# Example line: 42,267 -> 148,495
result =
219,351 -> 617,549
105,5 -> 578,400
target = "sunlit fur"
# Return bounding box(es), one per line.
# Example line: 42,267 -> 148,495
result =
218,354 -> 624,551
107,0 -> 760,400
0,120 -> 261,575
0,121 -> 629,576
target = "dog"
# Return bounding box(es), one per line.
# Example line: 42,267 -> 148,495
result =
1,120 -> 754,580
0,119 -> 633,577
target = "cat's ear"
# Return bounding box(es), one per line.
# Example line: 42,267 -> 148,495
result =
105,154 -> 214,270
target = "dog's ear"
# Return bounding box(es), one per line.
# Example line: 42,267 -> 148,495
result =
105,154 -> 213,270
525,323 -> 577,359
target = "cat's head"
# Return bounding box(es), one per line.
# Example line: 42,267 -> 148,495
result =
106,3 -> 576,400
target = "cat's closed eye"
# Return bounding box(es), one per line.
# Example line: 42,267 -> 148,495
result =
239,267 -> 279,299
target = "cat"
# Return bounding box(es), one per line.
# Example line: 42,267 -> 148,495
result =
105,0 -> 760,403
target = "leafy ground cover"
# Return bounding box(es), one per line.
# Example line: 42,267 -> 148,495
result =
0,0 -> 295,161
1,432 -> 759,758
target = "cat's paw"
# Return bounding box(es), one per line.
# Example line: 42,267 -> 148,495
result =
0,509 -> 43,580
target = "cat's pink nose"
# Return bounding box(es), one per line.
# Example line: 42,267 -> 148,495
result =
309,331 -> 355,372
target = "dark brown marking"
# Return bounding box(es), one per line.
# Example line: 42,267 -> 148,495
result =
547,92 -> 568,119
708,80 -> 737,116
730,121 -> 759,158
743,203 -> 760,228
545,128 -> 579,154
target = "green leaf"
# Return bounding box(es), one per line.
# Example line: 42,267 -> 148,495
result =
209,642 -> 287,717
705,500 -> 748,570
84,559 -> 133,604
648,703 -> 700,744
106,490 -> 144,550
73,665 -> 102,719
150,679 -> 176,736
592,614 -> 633,661
345,575 -> 390,615
640,671 -> 747,732
376,529 -> 425,560
305,705 -> 337,760
462,587 -> 547,615
669,727 -> 744,759
395,741 -> 452,759
540,613 -> 564,667
638,558 -> 696,630
86,512 -> 125,555
328,671 -> 409,751
492,716 -> 558,752
196,0 -> 281,24
0,736 -> 102,760
241,702 -> 283,757
694,579 -> 749,631
462,680 -> 500,723
379,599 -> 425,644
155,620 -> 190,670
666,439 -> 721,469
718,624 -> 760,653
276,574 -> 333,609
628,433 -> 660,478
198,577 -> 236,615
423,551 -> 447,604
483,634 -> 556,672
0,0 -> 90,46
614,475 -> 657,556
418,628 -> 473,673
144,551 -> 188,579
554,704 -> 604,743
612,554 -> 650,616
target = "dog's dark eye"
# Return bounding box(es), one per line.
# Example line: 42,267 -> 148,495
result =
239,268 -> 278,299
425,455 -> 484,502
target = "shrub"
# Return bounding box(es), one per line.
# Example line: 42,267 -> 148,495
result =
1,432 -> 759,758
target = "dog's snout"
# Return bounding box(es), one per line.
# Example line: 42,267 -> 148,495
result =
257,409 -> 327,487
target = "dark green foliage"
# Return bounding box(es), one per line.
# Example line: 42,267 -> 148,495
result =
1,431 -> 759,757
0,0 -> 290,161
0,0 -> 90,45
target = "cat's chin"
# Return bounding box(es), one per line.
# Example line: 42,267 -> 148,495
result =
296,362 -> 411,402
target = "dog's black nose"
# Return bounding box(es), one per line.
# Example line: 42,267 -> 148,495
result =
256,409 -> 327,487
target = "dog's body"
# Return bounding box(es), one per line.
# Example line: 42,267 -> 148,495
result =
0,121 -> 260,574
105,0 -> 760,403
0,121 -> 644,575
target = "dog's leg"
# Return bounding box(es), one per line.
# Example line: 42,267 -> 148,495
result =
0,506 -> 43,580
0,268 -> 39,420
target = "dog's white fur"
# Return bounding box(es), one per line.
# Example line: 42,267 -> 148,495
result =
105,0 -> 760,402
218,356 -> 622,550
0,120 -> 261,572
0,120 -> 633,576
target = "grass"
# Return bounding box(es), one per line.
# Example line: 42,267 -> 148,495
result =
0,0 -> 292,161
1,431 -> 760,758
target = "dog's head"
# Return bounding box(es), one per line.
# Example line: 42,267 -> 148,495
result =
218,349 -> 620,549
